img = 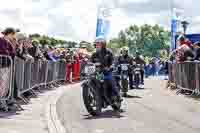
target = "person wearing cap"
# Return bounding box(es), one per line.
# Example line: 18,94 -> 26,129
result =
91,37 -> 122,107
176,35 -> 195,62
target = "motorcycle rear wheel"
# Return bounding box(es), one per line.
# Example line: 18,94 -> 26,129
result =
135,74 -> 140,89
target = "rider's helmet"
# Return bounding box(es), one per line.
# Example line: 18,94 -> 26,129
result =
121,46 -> 129,56
94,36 -> 107,50
136,51 -> 140,57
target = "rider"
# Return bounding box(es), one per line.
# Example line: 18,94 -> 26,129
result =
117,47 -> 134,92
133,51 -> 146,85
91,36 -> 121,106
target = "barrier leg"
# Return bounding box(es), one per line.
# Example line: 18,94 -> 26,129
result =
30,89 -> 38,97
0,100 -> 8,111
18,95 -> 29,104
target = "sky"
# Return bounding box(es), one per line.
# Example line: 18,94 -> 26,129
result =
0,0 -> 199,42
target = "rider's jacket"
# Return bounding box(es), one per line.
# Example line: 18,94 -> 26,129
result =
91,48 -> 113,68
133,56 -> 145,65
118,55 -> 133,65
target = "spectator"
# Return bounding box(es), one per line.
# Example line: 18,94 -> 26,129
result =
60,50 -> 67,62
43,45 -> 56,61
53,48 -> 61,61
28,39 -> 44,60
43,45 -> 51,60
47,46 -> 57,62
169,49 -> 177,62
17,36 -> 34,61
193,41 -> 200,61
0,27 -> 20,57
176,35 -> 194,62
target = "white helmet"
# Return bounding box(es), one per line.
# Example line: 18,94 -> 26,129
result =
95,35 -> 106,43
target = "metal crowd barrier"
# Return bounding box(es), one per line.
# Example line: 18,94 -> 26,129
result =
0,54 -> 82,110
14,58 -> 67,99
0,55 -> 13,108
168,61 -> 200,95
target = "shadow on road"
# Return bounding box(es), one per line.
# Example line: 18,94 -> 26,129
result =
83,110 -> 125,120
0,111 -> 20,119
125,94 -> 142,99
134,87 -> 144,90
185,95 -> 200,101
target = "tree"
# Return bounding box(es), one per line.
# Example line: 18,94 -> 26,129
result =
29,33 -> 41,38
79,41 -> 95,52
108,24 -> 170,58
28,33 -> 78,47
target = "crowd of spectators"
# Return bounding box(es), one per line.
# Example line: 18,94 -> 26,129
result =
169,34 -> 200,63
0,27 -> 91,82
0,27 -> 90,63
144,57 -> 168,77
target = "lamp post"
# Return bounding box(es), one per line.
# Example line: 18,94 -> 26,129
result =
181,20 -> 189,35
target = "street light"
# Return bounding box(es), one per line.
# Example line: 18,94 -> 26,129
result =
181,20 -> 189,35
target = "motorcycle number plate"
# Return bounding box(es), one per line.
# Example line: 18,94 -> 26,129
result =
85,66 -> 96,74
135,71 -> 140,74
121,65 -> 128,71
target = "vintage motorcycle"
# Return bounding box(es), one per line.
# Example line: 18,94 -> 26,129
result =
81,63 -> 122,116
118,64 -> 129,96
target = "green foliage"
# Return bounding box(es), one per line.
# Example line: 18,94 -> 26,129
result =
108,24 -> 170,58
80,41 -> 95,52
29,33 -> 77,47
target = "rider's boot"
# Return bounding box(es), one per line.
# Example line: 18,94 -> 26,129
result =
141,78 -> 144,85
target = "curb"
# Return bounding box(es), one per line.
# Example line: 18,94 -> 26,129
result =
45,83 -> 80,133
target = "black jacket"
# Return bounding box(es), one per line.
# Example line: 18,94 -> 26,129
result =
91,48 -> 113,68
118,55 -> 133,65
134,56 -> 145,65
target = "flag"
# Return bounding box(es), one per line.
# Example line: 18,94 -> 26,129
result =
170,8 -> 184,51
171,19 -> 177,51
95,6 -> 111,40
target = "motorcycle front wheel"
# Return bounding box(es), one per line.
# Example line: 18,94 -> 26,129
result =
82,84 -> 102,116
121,79 -> 128,93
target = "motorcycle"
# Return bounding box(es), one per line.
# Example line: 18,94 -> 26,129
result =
81,63 -> 122,116
133,64 -> 142,89
118,64 -> 129,97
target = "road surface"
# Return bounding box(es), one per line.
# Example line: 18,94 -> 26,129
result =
57,79 -> 200,133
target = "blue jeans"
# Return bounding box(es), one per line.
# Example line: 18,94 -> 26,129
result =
103,71 -> 119,97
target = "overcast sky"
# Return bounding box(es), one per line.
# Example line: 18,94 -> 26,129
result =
0,0 -> 199,41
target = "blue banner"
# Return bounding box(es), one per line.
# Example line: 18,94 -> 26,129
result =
175,34 -> 200,45
96,18 -> 103,37
171,19 -> 177,51
96,18 -> 110,39
185,34 -> 200,43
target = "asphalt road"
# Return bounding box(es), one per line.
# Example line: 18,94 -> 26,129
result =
57,79 -> 200,133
